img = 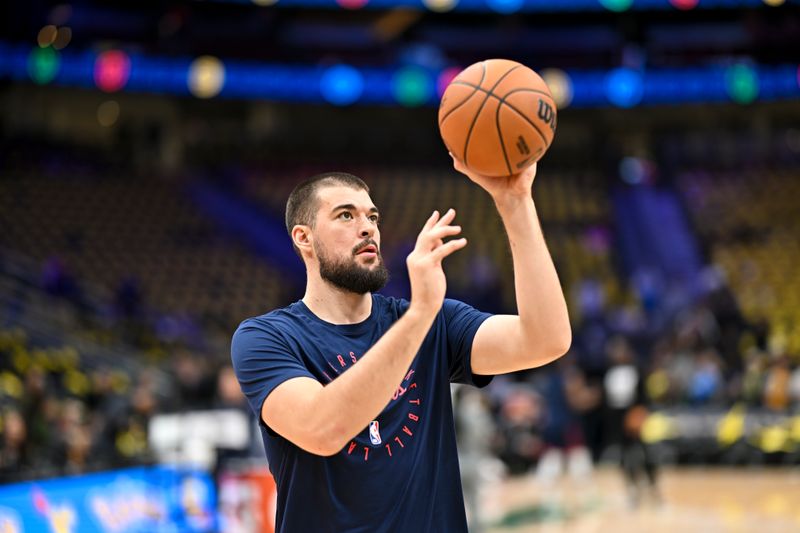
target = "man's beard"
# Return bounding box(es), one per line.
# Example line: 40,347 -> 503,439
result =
315,239 -> 389,295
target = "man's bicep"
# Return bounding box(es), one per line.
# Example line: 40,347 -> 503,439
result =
471,314 -> 529,375
260,376 -> 331,455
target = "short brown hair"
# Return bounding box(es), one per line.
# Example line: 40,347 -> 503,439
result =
285,172 -> 369,252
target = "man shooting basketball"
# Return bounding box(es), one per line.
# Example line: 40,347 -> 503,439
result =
231,157 -> 571,532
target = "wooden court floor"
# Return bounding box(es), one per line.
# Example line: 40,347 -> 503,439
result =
478,467 -> 800,533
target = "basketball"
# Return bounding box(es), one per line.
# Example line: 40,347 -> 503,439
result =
438,59 -> 557,177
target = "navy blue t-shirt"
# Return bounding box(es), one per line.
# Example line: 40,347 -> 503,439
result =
231,294 -> 492,532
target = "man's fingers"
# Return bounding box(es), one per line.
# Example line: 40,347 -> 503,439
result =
416,211 -> 440,245
423,210 -> 440,231
430,238 -> 467,262
416,225 -> 461,251
426,225 -> 462,241
435,208 -> 456,227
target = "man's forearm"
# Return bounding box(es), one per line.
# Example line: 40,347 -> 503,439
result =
308,306 -> 436,453
497,194 -> 571,355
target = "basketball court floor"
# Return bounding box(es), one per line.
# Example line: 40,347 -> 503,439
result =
480,467 -> 800,533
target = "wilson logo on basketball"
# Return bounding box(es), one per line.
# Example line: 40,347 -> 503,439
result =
516,135 -> 531,156
538,99 -> 556,132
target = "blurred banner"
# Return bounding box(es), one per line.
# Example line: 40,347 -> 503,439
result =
218,467 -> 277,533
641,406 -> 800,459
149,410 -> 252,469
0,466 -> 216,533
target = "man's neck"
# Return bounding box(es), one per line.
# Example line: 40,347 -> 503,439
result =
302,277 -> 373,325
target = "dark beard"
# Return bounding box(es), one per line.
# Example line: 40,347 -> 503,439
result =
316,240 -> 389,295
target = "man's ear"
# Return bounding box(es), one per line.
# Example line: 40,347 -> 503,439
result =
292,225 -> 312,254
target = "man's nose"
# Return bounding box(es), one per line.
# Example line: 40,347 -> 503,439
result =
359,216 -> 375,238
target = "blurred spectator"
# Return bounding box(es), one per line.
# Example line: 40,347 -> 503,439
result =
687,348 -> 724,405
173,350 -> 216,409
763,355 -> 791,411
455,386 -> 498,533
494,385 -> 543,476
215,366 -> 247,409
562,356 -> 603,473
602,336 -> 660,507
536,356 -> 592,483
0,408 -> 29,481
41,256 -> 80,301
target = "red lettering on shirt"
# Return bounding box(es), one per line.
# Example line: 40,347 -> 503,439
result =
385,444 -> 392,457
350,351 -> 358,364
394,436 -> 404,448
392,384 -> 407,401
363,447 -> 369,461
409,398 -> 421,405
402,425 -> 413,436
409,382 -> 417,389
348,442 -> 356,454
408,413 -> 419,422
337,355 -> 346,367
404,369 -> 415,381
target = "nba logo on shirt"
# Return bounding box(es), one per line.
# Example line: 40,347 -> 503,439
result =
369,420 -> 381,445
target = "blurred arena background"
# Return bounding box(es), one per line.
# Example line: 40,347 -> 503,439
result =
1,1 -> 800,532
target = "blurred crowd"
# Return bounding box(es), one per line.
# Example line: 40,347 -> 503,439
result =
2,132 -> 800,487
459,265 -> 800,485
0,325 -> 247,484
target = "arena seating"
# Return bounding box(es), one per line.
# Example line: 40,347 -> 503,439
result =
677,167 -> 800,356
240,163 -> 623,319
0,159 -> 289,335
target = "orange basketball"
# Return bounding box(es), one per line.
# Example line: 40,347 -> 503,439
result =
438,59 -> 557,177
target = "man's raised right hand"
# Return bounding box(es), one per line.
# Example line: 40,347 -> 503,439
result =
405,208 -> 467,318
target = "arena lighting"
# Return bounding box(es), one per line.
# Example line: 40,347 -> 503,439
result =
188,56 -> 225,98
669,0 -> 699,9
486,0 -> 524,14
599,0 -> 633,11
3,42 -> 800,107
726,64 -> 759,104
422,0 -> 458,12
606,67 -> 643,108
37,25 -> 57,48
97,100 -> 120,127
320,64 -> 364,105
198,0 -> 797,12
336,0 -> 369,8
436,67 -> 461,98
541,68 -> 574,109
94,50 -> 131,92
392,67 -> 434,106
28,46 -> 59,85
53,27 -> 72,50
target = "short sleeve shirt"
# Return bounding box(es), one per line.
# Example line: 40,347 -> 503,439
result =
231,294 -> 492,532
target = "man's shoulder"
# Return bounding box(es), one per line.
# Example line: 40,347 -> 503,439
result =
234,301 -> 305,338
373,292 -> 410,313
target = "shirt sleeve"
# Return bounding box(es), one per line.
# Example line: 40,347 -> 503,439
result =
231,318 -> 317,433
442,298 -> 493,388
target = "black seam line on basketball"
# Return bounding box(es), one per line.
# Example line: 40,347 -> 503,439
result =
449,81 -> 553,101
462,64 -> 522,166
439,62 -> 487,127
454,82 -> 553,150
449,82 -> 554,147
495,94 -> 513,176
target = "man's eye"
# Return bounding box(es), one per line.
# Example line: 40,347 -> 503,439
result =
339,212 -> 353,220
370,215 -> 380,224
